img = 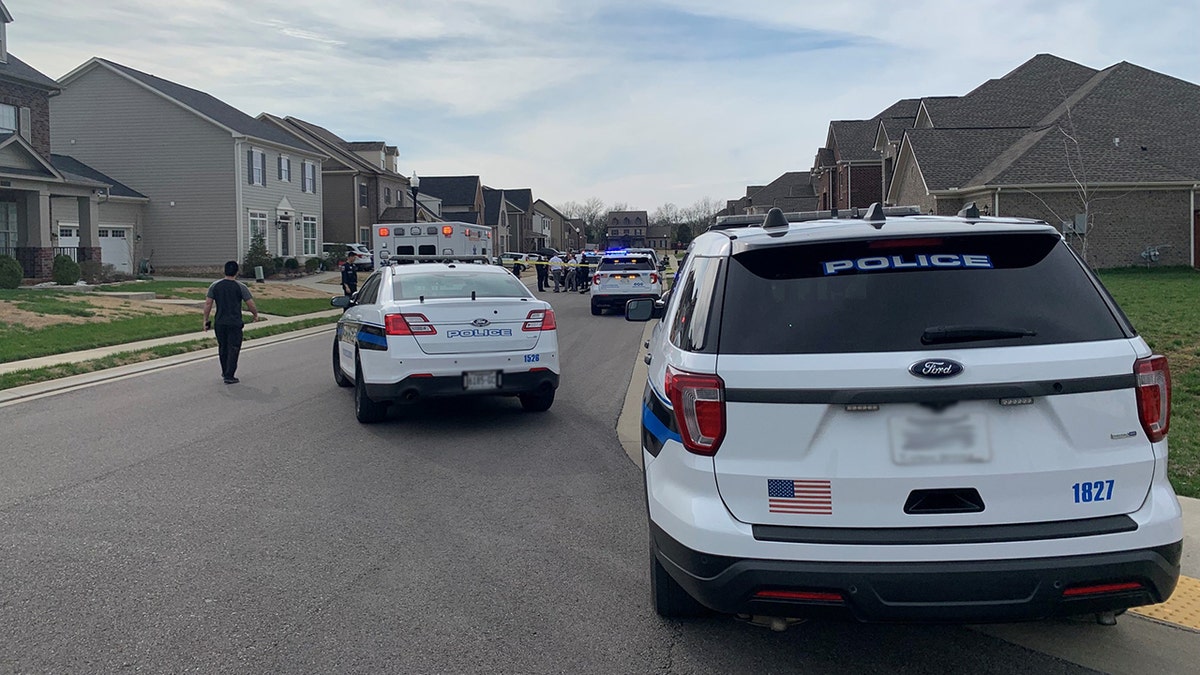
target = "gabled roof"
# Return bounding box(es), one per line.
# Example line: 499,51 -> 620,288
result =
496,188 -> 532,212
50,154 -> 147,198
0,132 -> 61,179
483,188 -> 506,226
920,54 -> 1099,130
902,128 -> 1029,190
260,113 -> 400,177
828,119 -> 882,162
446,210 -> 480,225
418,176 -> 481,208
0,54 -> 60,92
61,58 -> 311,153
745,171 -> 817,209
345,141 -> 386,151
532,198 -> 569,220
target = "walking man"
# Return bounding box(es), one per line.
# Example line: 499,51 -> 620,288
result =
203,261 -> 259,384
341,252 -> 360,297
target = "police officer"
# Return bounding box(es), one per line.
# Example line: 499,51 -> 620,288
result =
341,252 -> 359,297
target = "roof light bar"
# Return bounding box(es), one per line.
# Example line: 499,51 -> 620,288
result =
712,203 -> 922,230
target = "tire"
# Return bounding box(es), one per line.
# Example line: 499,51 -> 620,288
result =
591,299 -> 602,316
333,341 -> 352,387
650,542 -> 707,618
519,387 -> 555,412
354,358 -> 388,423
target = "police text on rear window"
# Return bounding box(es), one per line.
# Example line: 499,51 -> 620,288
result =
719,233 -> 1127,354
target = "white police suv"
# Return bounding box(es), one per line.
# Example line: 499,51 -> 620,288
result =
626,204 -> 1182,625
591,252 -> 662,315
332,259 -> 560,423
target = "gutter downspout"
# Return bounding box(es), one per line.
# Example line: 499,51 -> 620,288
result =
234,138 -> 244,265
1191,186 -> 1196,268
995,187 -> 1001,217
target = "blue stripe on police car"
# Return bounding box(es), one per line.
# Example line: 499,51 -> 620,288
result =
822,254 -> 993,276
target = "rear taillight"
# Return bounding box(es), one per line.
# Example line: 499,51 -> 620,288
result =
1062,581 -> 1145,598
593,274 -> 600,285
650,273 -> 659,284
665,366 -> 725,455
522,309 -> 557,331
1134,355 -> 1170,443
384,313 -> 437,336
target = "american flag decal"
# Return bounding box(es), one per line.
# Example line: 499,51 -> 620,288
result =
768,479 -> 833,514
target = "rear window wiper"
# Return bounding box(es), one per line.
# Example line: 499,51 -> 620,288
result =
921,325 -> 1037,345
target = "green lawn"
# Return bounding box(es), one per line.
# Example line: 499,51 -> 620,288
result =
1098,266 -> 1200,498
95,280 -> 210,299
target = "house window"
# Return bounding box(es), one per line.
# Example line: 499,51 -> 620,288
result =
0,104 -> 15,133
111,229 -> 127,238
385,187 -> 392,205
98,229 -> 110,238
279,156 -> 291,182
302,215 -> 318,255
359,183 -> 369,208
0,202 -> 15,250
249,149 -> 266,186
302,162 -> 316,193
248,210 -> 268,241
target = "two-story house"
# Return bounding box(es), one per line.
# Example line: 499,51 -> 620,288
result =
0,2 -> 148,278
50,58 -> 327,273
259,114 -> 410,246
605,210 -> 648,248
532,199 -> 570,251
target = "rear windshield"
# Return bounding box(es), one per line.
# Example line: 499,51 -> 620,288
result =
392,271 -> 529,300
720,233 -> 1127,354
598,257 -> 654,271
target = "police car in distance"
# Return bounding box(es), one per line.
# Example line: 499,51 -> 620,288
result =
626,203 -> 1181,627
590,252 -> 662,316
331,256 -> 559,423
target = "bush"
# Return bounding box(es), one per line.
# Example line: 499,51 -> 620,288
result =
52,254 -> 81,285
243,232 -> 275,278
284,257 -> 299,271
272,257 -> 285,273
303,257 -> 321,273
79,260 -> 103,284
0,255 -> 22,289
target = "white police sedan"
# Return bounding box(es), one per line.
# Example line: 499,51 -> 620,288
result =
331,260 -> 560,423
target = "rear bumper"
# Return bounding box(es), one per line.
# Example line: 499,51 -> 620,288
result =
366,370 -> 559,403
592,293 -> 659,309
651,522 -> 1182,623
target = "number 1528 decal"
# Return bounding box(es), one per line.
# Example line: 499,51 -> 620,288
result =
1072,480 -> 1115,503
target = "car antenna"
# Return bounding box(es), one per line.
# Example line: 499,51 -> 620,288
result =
471,290 -> 477,301
419,295 -> 425,303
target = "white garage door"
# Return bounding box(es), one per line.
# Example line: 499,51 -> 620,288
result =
57,223 -> 134,274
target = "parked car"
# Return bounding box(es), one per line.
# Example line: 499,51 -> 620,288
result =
626,204 -> 1182,626
331,261 -> 560,423
322,242 -> 373,271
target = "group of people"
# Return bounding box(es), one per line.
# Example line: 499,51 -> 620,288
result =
535,251 -> 592,294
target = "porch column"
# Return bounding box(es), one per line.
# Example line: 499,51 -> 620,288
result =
16,190 -> 53,278
77,194 -> 102,264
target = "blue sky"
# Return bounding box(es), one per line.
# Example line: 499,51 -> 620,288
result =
12,0 -> 1200,211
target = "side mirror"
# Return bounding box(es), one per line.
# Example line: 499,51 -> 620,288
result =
626,298 -> 664,322
331,295 -> 352,309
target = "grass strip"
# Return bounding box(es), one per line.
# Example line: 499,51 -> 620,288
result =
0,315 -> 337,391
253,298 -> 334,316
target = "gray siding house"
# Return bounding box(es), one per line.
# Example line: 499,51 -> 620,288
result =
50,58 -> 326,273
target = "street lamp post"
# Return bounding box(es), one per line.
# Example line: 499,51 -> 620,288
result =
410,172 -> 420,223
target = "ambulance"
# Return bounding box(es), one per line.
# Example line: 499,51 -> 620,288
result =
371,221 -> 493,266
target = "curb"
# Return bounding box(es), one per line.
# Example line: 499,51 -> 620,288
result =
0,322 -> 336,406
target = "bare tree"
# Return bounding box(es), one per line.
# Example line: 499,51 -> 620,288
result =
559,197 -> 607,243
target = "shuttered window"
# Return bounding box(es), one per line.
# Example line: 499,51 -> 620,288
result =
248,149 -> 266,186
279,155 -> 291,182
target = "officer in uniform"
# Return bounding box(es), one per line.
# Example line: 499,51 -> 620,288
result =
341,251 -> 360,297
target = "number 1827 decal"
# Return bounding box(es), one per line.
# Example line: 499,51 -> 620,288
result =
1072,480 -> 1115,503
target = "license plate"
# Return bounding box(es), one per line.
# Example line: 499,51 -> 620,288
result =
463,370 -> 500,390
888,412 -> 991,464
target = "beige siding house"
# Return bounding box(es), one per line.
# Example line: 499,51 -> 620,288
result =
50,58 -> 326,272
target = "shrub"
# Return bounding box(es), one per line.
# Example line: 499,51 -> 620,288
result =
0,255 -> 22,289
52,254 -> 81,285
284,257 -> 299,271
79,260 -> 103,284
303,257 -> 321,273
242,232 -> 275,278
272,257 -> 285,274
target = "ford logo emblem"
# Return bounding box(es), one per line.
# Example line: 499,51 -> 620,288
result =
909,359 -> 964,379
471,318 -> 490,327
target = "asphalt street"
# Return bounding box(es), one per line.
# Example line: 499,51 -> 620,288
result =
0,286 -> 1186,673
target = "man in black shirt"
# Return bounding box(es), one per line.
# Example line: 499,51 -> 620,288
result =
341,252 -> 360,297
203,261 -> 259,384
